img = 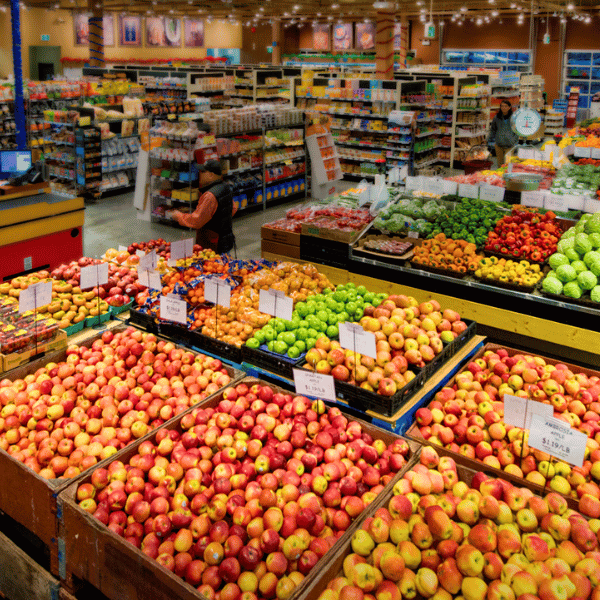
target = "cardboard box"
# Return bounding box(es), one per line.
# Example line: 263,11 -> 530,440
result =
261,225 -> 301,246
1,330 -> 67,373
261,240 -> 302,259
301,220 -> 368,244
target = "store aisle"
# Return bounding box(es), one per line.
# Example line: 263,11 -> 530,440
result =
83,192 -> 294,260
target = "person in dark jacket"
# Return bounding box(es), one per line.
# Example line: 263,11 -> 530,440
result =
171,160 -> 237,254
490,100 -> 519,166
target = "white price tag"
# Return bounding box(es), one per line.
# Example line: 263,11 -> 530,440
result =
293,368 -> 336,401
258,289 -> 293,321
479,184 -> 505,203
442,180 -> 458,196
458,183 -> 479,199
80,263 -> 109,290
338,322 -> 377,359
564,145 -> 575,156
528,414 -> 587,467
563,194 -> 585,210
170,238 -> 195,261
544,194 -> 568,211
118,245 -> 127,252
138,270 -> 162,290
138,250 -> 157,272
574,147 -> 592,158
592,148 -> 600,159
205,279 -> 231,308
19,281 -> 52,314
159,295 -> 187,325
584,197 -> 600,213
136,249 -> 146,258
427,178 -> 445,196
521,191 -> 546,208
503,394 -> 553,429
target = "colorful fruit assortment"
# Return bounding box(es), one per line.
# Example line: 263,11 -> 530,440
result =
363,239 -> 414,255
484,209 -> 561,262
413,347 -> 600,501
75,382 -> 412,598
412,236 -> 485,275
196,263 -> 334,348
302,295 -> 469,397
428,199 -> 508,247
0,327 -> 233,479
318,449 -> 600,600
267,205 -> 373,234
475,258 -> 544,288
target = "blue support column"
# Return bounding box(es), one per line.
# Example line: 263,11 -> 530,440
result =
10,0 -> 27,150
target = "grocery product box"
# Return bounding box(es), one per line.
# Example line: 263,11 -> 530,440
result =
1,329 -> 67,373
301,219 -> 369,244
261,225 -> 301,246
261,239 -> 302,259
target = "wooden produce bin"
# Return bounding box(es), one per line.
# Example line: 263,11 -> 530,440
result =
0,324 -> 242,579
1,329 -> 67,374
59,376 -> 421,599
299,456 -> 561,600
405,342 -> 597,510
261,225 -> 301,260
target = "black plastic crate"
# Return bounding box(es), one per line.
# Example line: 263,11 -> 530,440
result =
241,344 -> 306,379
187,329 -> 243,364
300,236 -> 350,269
334,367 -> 426,417
128,309 -> 191,344
420,318 -> 477,380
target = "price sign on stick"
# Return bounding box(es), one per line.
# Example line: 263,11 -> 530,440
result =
136,249 -> 145,258
138,269 -> 162,291
338,322 -> 377,359
479,184 -> 505,203
80,263 -> 109,290
138,251 -> 157,272
258,289 -> 293,321
170,238 -> 194,262
528,414 -> 587,467
293,368 -> 336,401
504,394 -> 553,430
159,295 -> 187,325
205,279 -> 231,309
19,282 -> 52,314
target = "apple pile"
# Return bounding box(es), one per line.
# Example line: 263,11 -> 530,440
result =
104,241 -> 216,270
413,348 -> 600,504
74,382 -> 413,599
0,327 -> 232,480
317,447 -> 600,600
302,295 -> 469,398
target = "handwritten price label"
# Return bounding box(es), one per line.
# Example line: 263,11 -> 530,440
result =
19,281 -> 52,314
521,191 -> 546,208
159,295 -> 187,325
338,322 -> 377,359
442,180 -> 458,195
574,147 -> 592,158
205,279 -> 231,308
528,414 -> 587,467
258,289 -> 293,321
479,185 -> 505,203
293,368 -> 336,401
80,263 -> 109,290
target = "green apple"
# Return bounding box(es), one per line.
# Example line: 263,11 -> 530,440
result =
287,346 -> 300,359
246,338 -> 260,349
327,325 -> 339,338
273,340 -> 288,354
294,340 -> 306,353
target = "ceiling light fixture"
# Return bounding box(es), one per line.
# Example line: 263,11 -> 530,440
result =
567,3 -> 574,9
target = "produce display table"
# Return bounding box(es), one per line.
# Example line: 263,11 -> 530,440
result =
261,248 -> 600,367
0,188 -> 84,280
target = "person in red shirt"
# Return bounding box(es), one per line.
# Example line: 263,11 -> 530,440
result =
172,160 -> 237,254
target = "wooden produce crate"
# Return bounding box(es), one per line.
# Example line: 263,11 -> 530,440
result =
58,376 -> 421,599
405,342 -> 597,510
0,324 -> 242,580
261,225 -> 301,247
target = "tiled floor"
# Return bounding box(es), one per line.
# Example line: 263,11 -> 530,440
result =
83,192 -> 295,260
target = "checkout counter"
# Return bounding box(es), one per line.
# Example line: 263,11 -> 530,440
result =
0,184 -> 84,280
